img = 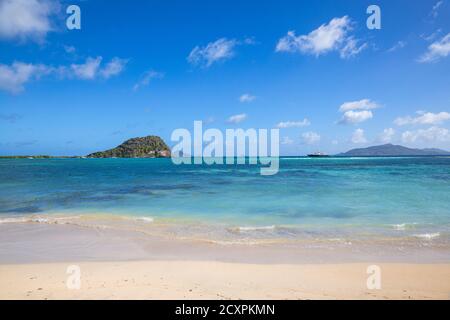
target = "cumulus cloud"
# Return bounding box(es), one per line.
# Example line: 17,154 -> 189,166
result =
239,93 -> 256,103
351,128 -> 367,144
276,119 -> 310,128
276,16 -> 367,59
379,128 -> 395,143
70,57 -> 102,80
418,33 -> 450,63
0,61 -> 51,93
100,58 -> 129,79
301,131 -> 320,144
227,113 -> 247,124
70,56 -> 128,80
338,99 -> 379,124
281,136 -> 294,145
339,110 -> 373,124
133,70 -> 164,92
0,56 -> 127,93
339,99 -> 380,112
188,38 -> 237,67
402,126 -> 450,144
0,0 -> 59,42
394,111 -> 450,126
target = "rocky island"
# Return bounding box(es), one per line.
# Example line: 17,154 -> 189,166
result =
87,135 -> 171,158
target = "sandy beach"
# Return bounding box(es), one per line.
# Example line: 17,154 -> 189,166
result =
0,220 -> 449,300
1,261 -> 449,300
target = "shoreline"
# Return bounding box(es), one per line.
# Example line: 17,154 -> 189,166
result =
1,216 -> 449,300
1,214 -> 449,264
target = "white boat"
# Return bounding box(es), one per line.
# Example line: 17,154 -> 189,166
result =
307,152 -> 329,158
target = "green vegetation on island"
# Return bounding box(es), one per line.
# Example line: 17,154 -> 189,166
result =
87,135 -> 171,158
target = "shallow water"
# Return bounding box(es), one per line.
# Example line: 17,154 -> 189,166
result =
0,157 -> 449,247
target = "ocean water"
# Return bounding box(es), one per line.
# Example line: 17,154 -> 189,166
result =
1,157 -> 449,246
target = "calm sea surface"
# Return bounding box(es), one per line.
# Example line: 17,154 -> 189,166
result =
1,157 -> 449,245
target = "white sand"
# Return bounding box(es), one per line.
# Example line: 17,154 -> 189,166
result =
1,261 -> 449,300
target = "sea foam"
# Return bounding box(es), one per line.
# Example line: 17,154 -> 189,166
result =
133,217 -> 154,223
414,233 -> 440,240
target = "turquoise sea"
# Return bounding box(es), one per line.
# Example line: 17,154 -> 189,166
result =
1,157 -> 449,246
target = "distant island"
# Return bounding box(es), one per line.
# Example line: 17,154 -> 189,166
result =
2,141 -> 449,159
0,155 -> 57,159
0,135 -> 171,159
337,144 -> 450,157
87,135 -> 171,158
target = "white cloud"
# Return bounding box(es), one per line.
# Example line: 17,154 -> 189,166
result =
239,93 -> 256,103
0,0 -> 58,42
387,40 -> 407,52
227,113 -> 247,124
133,70 -> 164,91
339,99 -> 380,112
339,37 -> 367,58
0,56 -> 127,93
351,128 -> 367,144
0,61 -> 51,93
301,131 -> 320,144
281,136 -> 294,145
276,16 -> 366,59
419,33 -> 450,63
70,57 -> 102,80
430,1 -> 444,18
70,56 -> 127,80
340,110 -> 373,124
338,99 -> 378,124
188,38 -> 237,67
276,119 -> 310,128
100,57 -> 128,79
402,126 -> 450,144
395,111 -> 450,126
379,128 -> 395,143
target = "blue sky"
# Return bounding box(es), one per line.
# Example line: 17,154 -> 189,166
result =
0,0 -> 449,156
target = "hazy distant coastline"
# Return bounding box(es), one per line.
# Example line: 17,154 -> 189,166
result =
1,138 -> 450,159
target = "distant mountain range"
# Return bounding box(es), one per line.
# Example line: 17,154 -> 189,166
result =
337,144 -> 450,157
87,135 -> 171,158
